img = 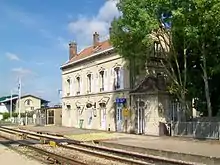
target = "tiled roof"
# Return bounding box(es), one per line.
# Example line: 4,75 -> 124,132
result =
68,40 -> 113,64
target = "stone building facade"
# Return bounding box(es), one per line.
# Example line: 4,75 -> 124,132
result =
61,30 -> 171,136
61,32 -> 131,132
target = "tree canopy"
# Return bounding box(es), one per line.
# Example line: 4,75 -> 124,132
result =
110,0 -> 220,117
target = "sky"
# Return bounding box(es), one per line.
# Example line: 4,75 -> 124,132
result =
0,0 -> 120,105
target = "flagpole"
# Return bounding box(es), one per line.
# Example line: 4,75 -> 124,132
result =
18,77 -> 21,122
10,90 -> 12,119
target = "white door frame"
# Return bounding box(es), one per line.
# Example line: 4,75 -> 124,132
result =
100,108 -> 106,130
137,99 -> 145,134
87,108 -> 93,129
116,103 -> 123,132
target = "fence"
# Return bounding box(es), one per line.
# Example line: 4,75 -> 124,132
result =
171,121 -> 220,140
11,116 -> 46,126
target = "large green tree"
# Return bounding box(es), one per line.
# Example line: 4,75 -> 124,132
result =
110,0 -> 220,117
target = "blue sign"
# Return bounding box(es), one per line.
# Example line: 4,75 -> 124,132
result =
116,98 -> 126,103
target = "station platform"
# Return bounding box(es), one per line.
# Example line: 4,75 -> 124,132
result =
11,125 -> 220,164
0,143 -> 43,165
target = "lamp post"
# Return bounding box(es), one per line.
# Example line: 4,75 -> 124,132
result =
10,90 -> 13,120
18,77 -> 21,124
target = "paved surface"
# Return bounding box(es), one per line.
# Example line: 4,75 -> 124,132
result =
17,125 -> 126,141
102,136 -> 220,158
13,125 -> 220,158
0,143 -> 43,165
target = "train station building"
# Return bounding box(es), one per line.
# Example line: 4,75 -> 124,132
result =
60,30 -> 171,136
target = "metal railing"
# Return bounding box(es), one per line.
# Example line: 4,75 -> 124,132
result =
171,121 -> 220,140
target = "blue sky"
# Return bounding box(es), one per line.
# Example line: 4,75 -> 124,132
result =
0,0 -> 119,105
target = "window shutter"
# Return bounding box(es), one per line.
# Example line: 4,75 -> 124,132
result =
70,78 -> 73,96
95,73 -> 99,93
110,68 -> 115,91
120,68 -> 124,89
62,79 -> 66,96
80,76 -> 83,94
91,74 -> 94,93
104,70 -> 108,91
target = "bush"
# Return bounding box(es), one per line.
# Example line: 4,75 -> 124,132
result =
12,113 -> 18,117
2,113 -> 10,120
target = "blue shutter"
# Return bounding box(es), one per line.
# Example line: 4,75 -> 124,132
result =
120,68 -> 124,89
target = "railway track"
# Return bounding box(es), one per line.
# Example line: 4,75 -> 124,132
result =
0,126 -> 204,165
0,134 -> 86,165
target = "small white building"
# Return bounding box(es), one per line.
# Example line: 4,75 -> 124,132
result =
0,95 -> 18,113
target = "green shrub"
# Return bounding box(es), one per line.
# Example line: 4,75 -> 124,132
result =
2,112 -> 10,120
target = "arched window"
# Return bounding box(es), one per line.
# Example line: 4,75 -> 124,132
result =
25,99 -> 33,106
66,78 -> 71,96
99,70 -> 104,91
87,74 -> 92,93
114,67 -> 120,90
76,76 -> 80,95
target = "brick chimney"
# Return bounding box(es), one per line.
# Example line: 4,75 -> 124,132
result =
93,32 -> 99,47
69,41 -> 77,60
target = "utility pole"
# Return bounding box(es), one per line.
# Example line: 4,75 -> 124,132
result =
18,77 -> 21,123
10,90 -> 12,119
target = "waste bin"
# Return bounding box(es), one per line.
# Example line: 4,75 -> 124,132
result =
79,119 -> 84,128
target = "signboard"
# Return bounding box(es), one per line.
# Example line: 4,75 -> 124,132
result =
123,108 -> 130,117
116,98 -> 126,103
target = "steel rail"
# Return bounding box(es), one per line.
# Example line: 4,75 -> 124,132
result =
0,134 -> 86,165
0,126 -> 203,165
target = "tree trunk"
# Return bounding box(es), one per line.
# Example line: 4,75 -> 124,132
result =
202,46 -> 212,117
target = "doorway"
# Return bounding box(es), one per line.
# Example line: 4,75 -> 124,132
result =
116,103 -> 123,132
47,110 -> 54,125
87,108 -> 93,129
100,103 -> 106,130
137,100 -> 145,134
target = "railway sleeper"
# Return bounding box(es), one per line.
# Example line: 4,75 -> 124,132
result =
46,156 -> 60,164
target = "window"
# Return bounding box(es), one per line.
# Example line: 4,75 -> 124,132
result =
87,74 -> 92,93
25,99 -> 32,106
76,77 -> 80,95
66,79 -> 71,96
114,67 -> 120,90
154,42 -> 162,57
99,71 -> 104,92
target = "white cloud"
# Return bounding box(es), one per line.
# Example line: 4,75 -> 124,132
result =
6,52 -> 21,61
68,0 -> 120,48
11,67 -> 33,77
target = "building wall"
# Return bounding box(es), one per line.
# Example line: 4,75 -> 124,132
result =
47,108 -> 62,125
0,103 -> 9,113
16,96 -> 41,113
131,93 -> 170,136
62,52 -> 131,131
61,46 -> 172,135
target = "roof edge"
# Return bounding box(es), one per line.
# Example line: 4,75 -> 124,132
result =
60,47 -> 114,69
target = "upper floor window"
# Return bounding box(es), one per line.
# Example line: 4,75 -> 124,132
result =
153,42 -> 162,57
66,79 -> 71,96
99,71 -> 104,92
87,74 -> 92,93
76,77 -> 80,95
25,99 -> 33,106
114,67 -> 120,90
